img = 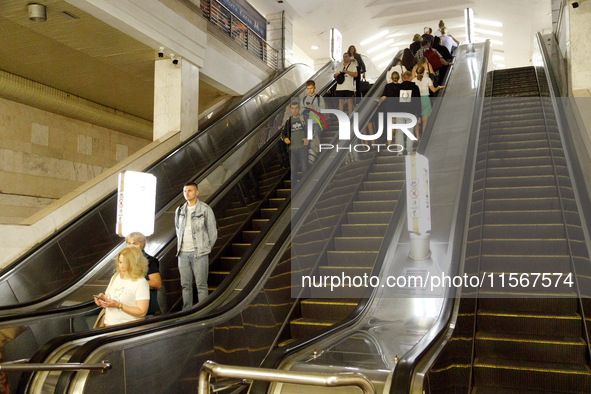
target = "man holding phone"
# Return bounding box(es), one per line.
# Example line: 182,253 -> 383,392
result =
281,101 -> 309,185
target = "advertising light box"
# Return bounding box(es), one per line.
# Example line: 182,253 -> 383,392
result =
116,171 -> 157,237
406,152 -> 431,234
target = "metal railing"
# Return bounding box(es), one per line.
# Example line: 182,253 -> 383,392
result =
0,359 -> 111,374
195,0 -> 279,69
198,361 -> 376,394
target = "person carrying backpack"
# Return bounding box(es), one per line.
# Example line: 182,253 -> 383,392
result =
415,40 -> 453,81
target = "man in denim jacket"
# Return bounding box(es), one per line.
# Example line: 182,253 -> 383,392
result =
175,182 -> 218,310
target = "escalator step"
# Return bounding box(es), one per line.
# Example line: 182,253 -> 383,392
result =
484,175 -> 557,188
357,190 -> 399,201
252,219 -> 269,230
488,131 -> 559,143
269,198 -> 286,208
334,237 -> 383,251
478,297 -> 578,314
481,223 -> 565,239
367,171 -> 405,181
340,224 -> 388,237
483,210 -> 563,224
481,186 -> 561,199
480,238 -> 568,255
347,211 -> 392,224
318,265 -> 373,278
260,208 -> 277,219
485,165 -> 564,178
362,180 -> 404,191
352,200 -> 396,212
484,197 -> 565,211
231,243 -> 251,255
473,357 -> 591,392
290,318 -> 338,338
277,189 -> 291,198
477,311 -> 582,337
476,255 -> 572,274
242,230 -> 260,243
300,299 -> 359,320
327,251 -> 378,267
475,332 -> 587,364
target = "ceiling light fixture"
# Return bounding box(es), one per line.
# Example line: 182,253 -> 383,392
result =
367,39 -> 395,54
495,63 -> 506,68
360,30 -> 389,46
473,18 -> 503,27
372,47 -> 399,61
311,46 -> 319,50
493,55 -> 505,61
28,4 -> 47,22
474,27 -> 503,37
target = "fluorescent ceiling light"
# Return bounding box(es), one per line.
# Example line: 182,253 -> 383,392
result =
474,27 -> 503,37
495,63 -> 506,68
367,39 -> 394,54
373,47 -> 399,61
493,55 -> 505,61
378,60 -> 391,68
385,32 -> 408,38
490,39 -> 504,45
311,46 -> 318,50
361,30 -> 389,46
473,18 -> 503,27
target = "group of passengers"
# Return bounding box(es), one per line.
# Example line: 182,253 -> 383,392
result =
281,20 -> 458,177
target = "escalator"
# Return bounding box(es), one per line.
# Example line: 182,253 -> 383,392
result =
0,63 -> 317,312
0,64 -> 345,393
424,66 -> 591,393
284,152 -> 405,342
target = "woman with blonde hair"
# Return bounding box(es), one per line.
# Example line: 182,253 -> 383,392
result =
94,246 -> 150,326
412,57 -> 434,80
412,65 -> 445,135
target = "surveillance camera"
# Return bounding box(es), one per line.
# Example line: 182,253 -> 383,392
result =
170,54 -> 179,65
158,47 -> 164,58
572,1 -> 579,7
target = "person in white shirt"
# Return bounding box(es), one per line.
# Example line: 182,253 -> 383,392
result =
94,247 -> 150,326
387,60 -> 407,83
440,27 -> 459,54
412,65 -> 445,135
333,52 -> 358,114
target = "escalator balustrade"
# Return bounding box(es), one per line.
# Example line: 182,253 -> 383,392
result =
426,66 -> 591,393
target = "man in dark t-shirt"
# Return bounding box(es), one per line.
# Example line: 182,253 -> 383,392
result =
281,101 -> 309,185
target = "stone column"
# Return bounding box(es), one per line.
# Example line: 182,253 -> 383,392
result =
153,58 -> 200,142
569,0 -> 591,95
267,11 -> 294,69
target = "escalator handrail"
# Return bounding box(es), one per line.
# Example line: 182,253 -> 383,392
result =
0,63 -> 312,282
251,51 -> 457,389
0,63 -> 324,311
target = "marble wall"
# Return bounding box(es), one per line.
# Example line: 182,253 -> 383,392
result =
569,0 -> 591,93
0,98 -> 150,224
267,12 -> 294,68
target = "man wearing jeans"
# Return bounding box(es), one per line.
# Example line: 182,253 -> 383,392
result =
281,101 -> 309,186
175,182 -> 217,310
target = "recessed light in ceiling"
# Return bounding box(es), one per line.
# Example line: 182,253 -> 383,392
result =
61,11 -> 80,20
311,46 -> 318,50
372,47 -> 399,61
473,18 -> 503,27
28,4 -> 47,22
360,30 -> 389,46
473,27 -> 503,37
367,39 -> 394,54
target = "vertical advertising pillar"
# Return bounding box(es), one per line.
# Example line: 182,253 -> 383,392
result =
116,171 -> 157,237
406,152 -> 431,260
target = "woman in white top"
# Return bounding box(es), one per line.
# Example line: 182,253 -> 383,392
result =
412,65 -> 445,134
94,247 -> 150,326
411,57 -> 434,80
333,52 -> 358,114
387,60 -> 406,83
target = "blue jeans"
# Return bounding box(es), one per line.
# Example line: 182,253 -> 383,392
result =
291,147 -> 309,184
178,252 -> 209,310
